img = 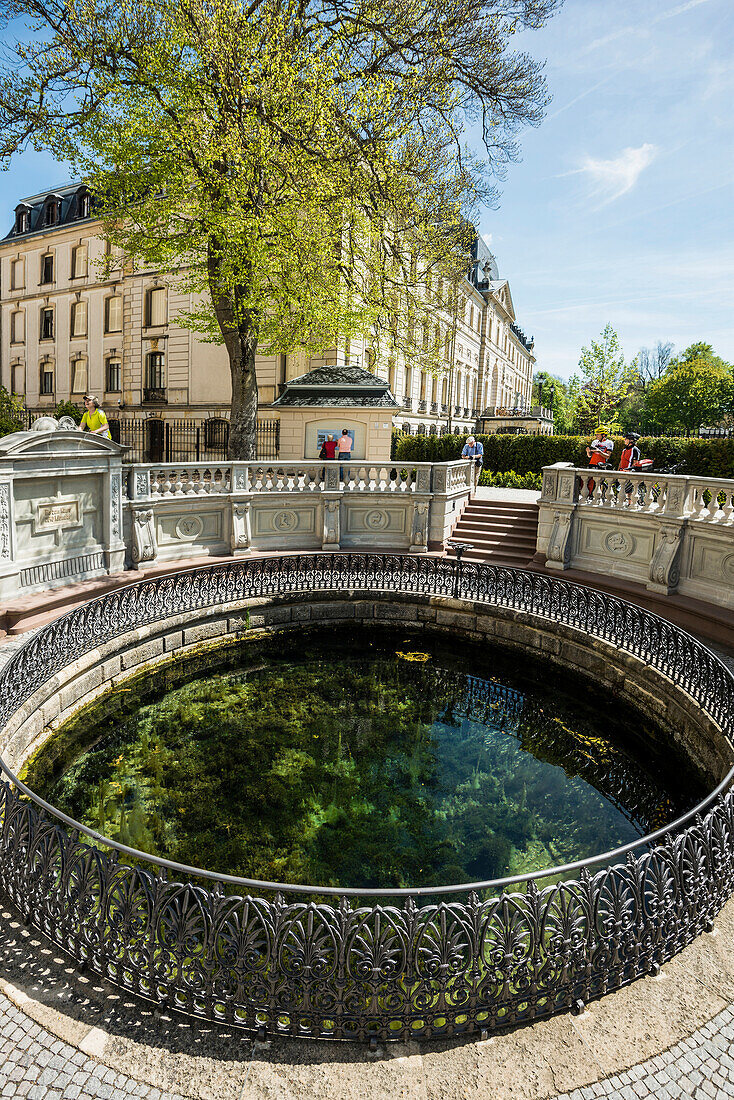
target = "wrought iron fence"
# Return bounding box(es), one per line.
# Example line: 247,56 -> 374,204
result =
0,554 -> 733,1043
17,413 -> 280,460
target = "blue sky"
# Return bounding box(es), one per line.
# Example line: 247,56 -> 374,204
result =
1,0 -> 732,381
479,0 -> 734,379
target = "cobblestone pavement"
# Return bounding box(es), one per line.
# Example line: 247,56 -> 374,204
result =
0,990 -> 186,1100
553,1003 -> 734,1099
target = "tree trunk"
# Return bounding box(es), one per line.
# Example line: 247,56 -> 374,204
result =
207,241 -> 261,460
225,324 -> 260,460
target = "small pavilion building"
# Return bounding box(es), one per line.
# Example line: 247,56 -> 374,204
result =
271,364 -> 398,461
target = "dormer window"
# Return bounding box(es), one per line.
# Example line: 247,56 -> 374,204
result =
76,190 -> 91,218
14,207 -> 30,234
44,199 -> 59,226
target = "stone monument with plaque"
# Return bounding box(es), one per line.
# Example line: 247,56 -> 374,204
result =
0,422 -> 127,600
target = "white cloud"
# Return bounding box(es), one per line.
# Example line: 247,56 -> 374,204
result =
567,143 -> 658,207
579,0 -> 715,57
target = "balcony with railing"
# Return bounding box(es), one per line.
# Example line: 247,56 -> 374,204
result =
482,405 -> 553,420
143,388 -> 167,405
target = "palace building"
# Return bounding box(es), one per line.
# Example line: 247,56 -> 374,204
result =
0,183 -> 540,445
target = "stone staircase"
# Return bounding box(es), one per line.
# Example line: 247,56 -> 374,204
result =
445,498 -> 540,568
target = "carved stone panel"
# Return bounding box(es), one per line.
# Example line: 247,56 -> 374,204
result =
131,508 -> 157,564
603,530 -> 635,557
0,483 -> 10,560
110,473 -> 122,541
252,505 -> 317,539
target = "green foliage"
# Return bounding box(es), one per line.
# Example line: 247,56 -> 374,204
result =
645,357 -> 734,434
0,385 -> 25,437
394,431 -> 734,478
571,324 -> 633,433
532,371 -> 575,434
0,0 -> 560,456
53,400 -> 84,424
478,469 -> 543,491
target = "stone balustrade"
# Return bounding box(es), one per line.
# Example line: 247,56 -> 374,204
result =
0,427 -> 473,597
539,463 -> 734,605
127,460 -> 441,501
125,458 -> 471,567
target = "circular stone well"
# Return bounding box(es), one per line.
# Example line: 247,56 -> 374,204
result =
0,553 -> 733,1043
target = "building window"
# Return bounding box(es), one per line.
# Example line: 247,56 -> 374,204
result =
104,295 -> 122,333
41,254 -> 54,284
44,199 -> 59,226
40,362 -> 54,395
10,259 -> 24,289
40,308 -> 54,340
76,191 -> 90,218
145,351 -> 165,390
145,287 -> 167,327
71,358 -> 88,394
14,208 -> 30,234
11,364 -> 24,395
10,310 -> 24,344
71,300 -> 87,337
71,245 -> 87,279
106,357 -> 122,392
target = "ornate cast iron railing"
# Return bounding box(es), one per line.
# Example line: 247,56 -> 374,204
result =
0,554 -> 733,1043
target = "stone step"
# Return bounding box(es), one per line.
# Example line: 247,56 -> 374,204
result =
445,547 -> 534,566
458,516 -> 539,532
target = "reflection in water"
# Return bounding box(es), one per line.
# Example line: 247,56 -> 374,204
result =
23,628 -> 701,889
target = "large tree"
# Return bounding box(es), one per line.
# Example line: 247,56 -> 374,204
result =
635,341 -> 674,389
570,323 -> 633,433
0,0 -> 560,457
645,349 -> 734,435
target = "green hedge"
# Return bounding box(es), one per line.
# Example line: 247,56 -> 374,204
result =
393,432 -> 734,479
478,470 -> 543,491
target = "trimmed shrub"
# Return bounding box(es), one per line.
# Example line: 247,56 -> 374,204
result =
392,432 -> 734,479
53,399 -> 84,424
478,469 -> 543,491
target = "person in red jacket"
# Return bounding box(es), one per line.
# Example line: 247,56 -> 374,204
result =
618,432 -> 641,503
319,434 -> 338,459
618,432 -> 641,471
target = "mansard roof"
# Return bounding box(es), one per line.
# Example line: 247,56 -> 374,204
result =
272,363 -> 399,408
4,182 -> 93,241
